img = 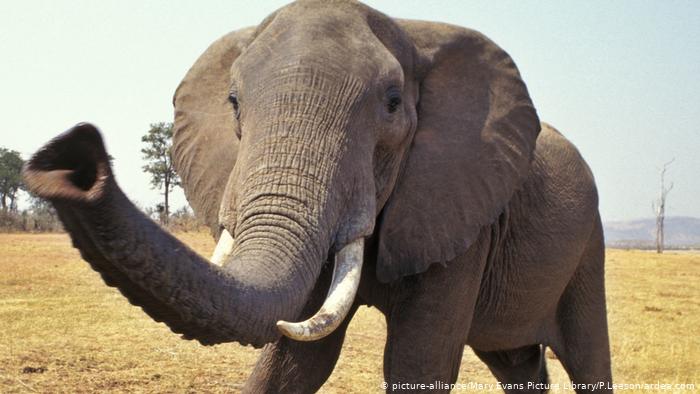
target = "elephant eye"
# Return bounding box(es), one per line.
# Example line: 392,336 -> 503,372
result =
228,92 -> 240,120
386,88 -> 402,114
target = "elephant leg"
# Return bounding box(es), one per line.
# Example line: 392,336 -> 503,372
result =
550,221 -> 612,393
243,264 -> 360,393
382,239 -> 490,393
383,313 -> 468,393
473,345 -> 549,393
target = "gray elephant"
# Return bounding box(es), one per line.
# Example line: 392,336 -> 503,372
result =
22,0 -> 611,392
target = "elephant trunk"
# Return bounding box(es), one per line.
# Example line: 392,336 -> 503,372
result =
214,68 -> 371,341
22,124 -> 313,347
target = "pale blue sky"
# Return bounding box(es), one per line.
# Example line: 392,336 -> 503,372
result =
2,1 -> 698,221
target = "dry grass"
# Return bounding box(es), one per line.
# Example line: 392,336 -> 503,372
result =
0,233 -> 698,393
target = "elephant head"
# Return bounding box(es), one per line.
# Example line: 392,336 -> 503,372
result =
23,0 -> 539,347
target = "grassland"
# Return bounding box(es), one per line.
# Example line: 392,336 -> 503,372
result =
1,232 -> 698,393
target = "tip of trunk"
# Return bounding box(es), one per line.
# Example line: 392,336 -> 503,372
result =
23,123 -> 111,202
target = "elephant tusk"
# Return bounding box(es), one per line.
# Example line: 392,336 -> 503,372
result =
210,229 -> 235,266
276,238 -> 364,341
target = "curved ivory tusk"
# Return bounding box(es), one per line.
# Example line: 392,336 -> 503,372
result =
276,238 -> 364,341
210,229 -> 235,266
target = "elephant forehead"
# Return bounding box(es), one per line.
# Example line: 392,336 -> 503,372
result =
232,3 -> 400,84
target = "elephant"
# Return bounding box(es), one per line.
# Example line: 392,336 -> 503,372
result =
22,0 -> 612,392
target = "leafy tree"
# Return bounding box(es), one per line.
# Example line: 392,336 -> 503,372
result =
0,148 -> 24,212
141,122 -> 180,224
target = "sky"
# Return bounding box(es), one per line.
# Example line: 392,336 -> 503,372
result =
1,1 -> 699,222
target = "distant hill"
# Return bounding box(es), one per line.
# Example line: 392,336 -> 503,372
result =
604,216 -> 700,249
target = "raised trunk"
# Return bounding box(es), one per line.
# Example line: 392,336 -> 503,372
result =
25,64 -> 369,346
22,124 -> 312,347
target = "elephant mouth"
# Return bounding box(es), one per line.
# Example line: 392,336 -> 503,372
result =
210,228 -> 365,341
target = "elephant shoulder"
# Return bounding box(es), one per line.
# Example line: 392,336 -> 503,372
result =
537,122 -> 597,194
498,123 -> 601,269
521,122 -> 599,217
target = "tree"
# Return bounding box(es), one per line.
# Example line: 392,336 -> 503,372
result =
652,159 -> 674,254
141,122 -> 180,224
0,148 -> 24,212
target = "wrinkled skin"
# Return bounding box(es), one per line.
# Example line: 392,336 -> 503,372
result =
23,0 -> 612,392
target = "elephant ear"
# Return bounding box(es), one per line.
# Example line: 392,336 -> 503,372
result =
376,21 -> 540,283
172,27 -> 255,235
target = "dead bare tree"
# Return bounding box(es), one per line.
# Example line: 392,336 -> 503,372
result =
652,158 -> 674,253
